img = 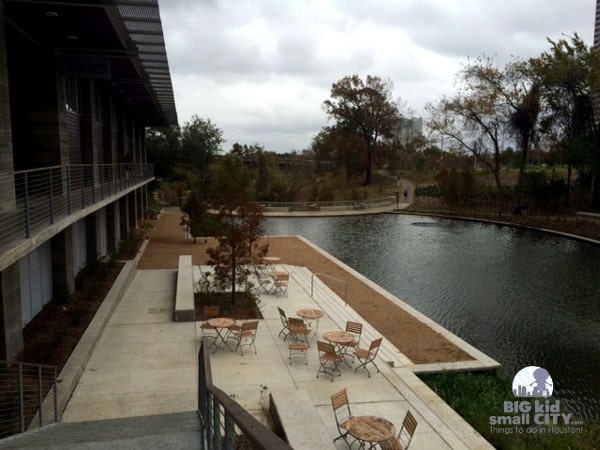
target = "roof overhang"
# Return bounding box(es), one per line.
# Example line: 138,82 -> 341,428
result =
4,0 -> 178,127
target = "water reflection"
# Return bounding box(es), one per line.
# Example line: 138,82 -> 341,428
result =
264,215 -> 600,420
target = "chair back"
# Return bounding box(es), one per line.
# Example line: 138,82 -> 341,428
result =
345,321 -> 363,344
330,388 -> 352,423
278,307 -> 288,322
369,337 -> 383,355
317,340 -> 336,355
399,410 -> 418,448
330,388 -> 349,411
288,317 -> 306,328
203,306 -> 220,319
242,321 -> 259,332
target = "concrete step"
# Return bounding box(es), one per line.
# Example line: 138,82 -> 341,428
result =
0,412 -> 201,449
287,265 -> 413,369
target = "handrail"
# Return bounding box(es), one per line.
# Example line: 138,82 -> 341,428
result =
198,338 -> 293,449
0,360 -> 58,438
0,163 -> 154,268
258,196 -> 396,211
311,272 -> 348,306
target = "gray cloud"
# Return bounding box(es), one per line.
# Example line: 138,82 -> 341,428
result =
160,0 -> 595,152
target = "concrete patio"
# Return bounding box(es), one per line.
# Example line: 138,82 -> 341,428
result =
57,238 -> 498,449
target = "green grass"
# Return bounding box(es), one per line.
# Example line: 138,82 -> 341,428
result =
420,370 -> 600,450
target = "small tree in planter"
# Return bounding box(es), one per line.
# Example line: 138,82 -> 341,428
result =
206,154 -> 269,305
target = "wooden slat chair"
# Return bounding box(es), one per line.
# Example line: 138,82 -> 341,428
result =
379,410 -> 418,450
277,307 -> 290,340
273,273 -> 289,297
254,266 -> 272,294
288,342 -> 309,365
288,317 -> 311,344
330,388 -> 355,448
317,340 -> 342,382
339,321 -> 363,361
353,337 -> 383,378
199,306 -> 220,341
230,320 -> 259,356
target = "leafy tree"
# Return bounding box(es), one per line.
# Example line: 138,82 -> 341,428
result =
181,115 -> 224,194
146,126 -> 182,179
206,154 -> 268,304
531,34 -> 600,208
323,75 -> 400,185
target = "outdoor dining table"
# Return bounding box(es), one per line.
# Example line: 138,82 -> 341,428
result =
323,330 -> 354,366
296,308 -> 324,335
262,256 -> 281,271
343,415 -> 396,448
207,317 -> 236,353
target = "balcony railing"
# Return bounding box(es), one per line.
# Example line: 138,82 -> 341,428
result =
0,360 -> 58,439
0,163 -> 154,259
198,339 -> 293,450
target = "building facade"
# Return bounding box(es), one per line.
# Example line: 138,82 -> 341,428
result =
0,0 -> 177,360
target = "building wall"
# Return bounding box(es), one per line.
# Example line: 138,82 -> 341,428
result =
0,13 -> 155,361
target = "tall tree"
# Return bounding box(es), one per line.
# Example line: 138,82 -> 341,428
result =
426,56 -> 539,209
181,115 -> 224,194
531,34 -> 600,208
323,75 -> 399,185
206,154 -> 268,303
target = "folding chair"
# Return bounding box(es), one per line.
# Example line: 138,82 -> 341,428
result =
354,337 -> 383,378
379,410 -> 418,450
339,321 -> 362,361
330,388 -> 355,448
288,317 -> 310,344
199,306 -> 220,341
230,321 -> 259,356
254,267 -> 272,294
273,273 -> 289,297
317,340 -> 342,382
277,307 -> 290,340
288,342 -> 309,365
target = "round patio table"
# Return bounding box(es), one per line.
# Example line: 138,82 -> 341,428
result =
296,309 -> 324,335
207,318 -> 236,352
344,415 -> 396,446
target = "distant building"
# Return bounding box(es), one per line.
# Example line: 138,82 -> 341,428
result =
390,117 -> 424,146
0,1 -> 177,360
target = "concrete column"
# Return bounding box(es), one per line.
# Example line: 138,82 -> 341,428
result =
119,196 -> 129,238
51,227 -> 75,296
0,261 -> 23,360
106,202 -> 117,253
85,212 -> 100,266
0,9 -> 15,213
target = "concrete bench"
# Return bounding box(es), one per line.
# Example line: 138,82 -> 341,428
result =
270,389 -> 334,449
174,255 -> 195,322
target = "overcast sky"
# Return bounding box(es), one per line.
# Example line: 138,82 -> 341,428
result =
159,0 -> 595,153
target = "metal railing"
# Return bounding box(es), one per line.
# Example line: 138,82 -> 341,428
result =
198,339 -> 293,450
0,360 -> 58,439
0,163 -> 154,258
311,272 -> 348,306
259,196 -> 396,212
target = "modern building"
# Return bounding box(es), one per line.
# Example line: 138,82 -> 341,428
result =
0,0 -> 177,361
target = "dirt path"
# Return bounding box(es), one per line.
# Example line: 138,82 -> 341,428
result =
138,207 -> 473,364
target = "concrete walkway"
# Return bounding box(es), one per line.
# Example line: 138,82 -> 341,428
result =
61,242 -> 497,449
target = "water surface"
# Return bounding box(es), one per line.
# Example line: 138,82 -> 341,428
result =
264,215 -> 600,420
